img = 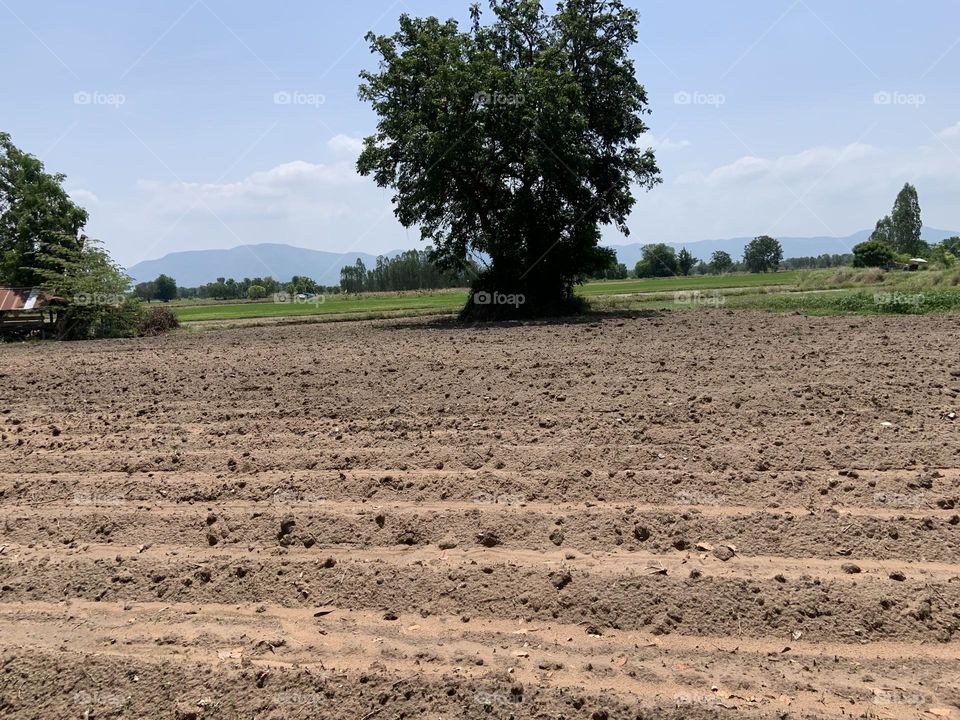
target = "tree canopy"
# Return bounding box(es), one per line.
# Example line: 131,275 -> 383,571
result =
1,132 -> 89,287
676,248 -> 696,276
870,183 -> 927,258
743,235 -> 783,273
709,250 -> 733,274
634,243 -> 677,278
890,183 -> 924,256
357,0 -> 660,317
852,239 -> 896,268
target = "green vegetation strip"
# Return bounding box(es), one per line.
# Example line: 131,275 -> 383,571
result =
579,271 -> 800,296
174,273 -> 800,322
174,292 -> 468,322
173,269 -> 960,323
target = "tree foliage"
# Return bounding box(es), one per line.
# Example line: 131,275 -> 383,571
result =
589,246 -> 628,279
890,182 -> 924,256
780,253 -> 853,270
0,131 -> 89,287
871,183 -> 927,258
339,250 -> 477,293
852,239 -> 896,268
743,235 -> 783,273
709,250 -> 733,274
35,239 -> 141,340
357,0 -> 660,317
153,274 -> 177,302
676,248 -> 696,276
634,243 -> 677,278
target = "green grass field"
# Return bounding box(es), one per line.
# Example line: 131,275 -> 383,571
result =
173,291 -> 468,322
173,272 -> 800,323
578,271 -> 801,296
172,268 -> 960,324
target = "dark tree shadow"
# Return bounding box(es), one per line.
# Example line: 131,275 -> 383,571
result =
384,308 -> 663,333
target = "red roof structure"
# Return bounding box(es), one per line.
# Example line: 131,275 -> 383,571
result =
0,288 -> 68,311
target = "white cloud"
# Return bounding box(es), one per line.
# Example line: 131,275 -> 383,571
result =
135,158 -> 365,219
327,134 -> 365,156
68,188 -> 99,205
99,142 -> 407,266
648,134 -> 691,152
937,121 -> 960,139
626,125 -> 960,245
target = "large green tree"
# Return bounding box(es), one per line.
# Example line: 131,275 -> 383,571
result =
852,239 -> 896,267
890,182 -> 924,256
709,250 -> 733,274
153,274 -> 177,302
357,0 -> 660,317
1,132 -> 89,287
743,235 -> 783,273
634,243 -> 677,278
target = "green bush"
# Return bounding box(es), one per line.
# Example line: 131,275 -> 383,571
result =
852,239 -> 896,267
57,299 -> 144,340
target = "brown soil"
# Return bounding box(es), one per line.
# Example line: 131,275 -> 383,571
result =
1,310 -> 959,719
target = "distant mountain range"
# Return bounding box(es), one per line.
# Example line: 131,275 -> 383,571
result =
127,244 -> 403,287
128,227 -> 959,286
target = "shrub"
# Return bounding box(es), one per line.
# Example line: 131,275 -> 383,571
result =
58,299 -> 143,340
138,306 -> 180,336
852,240 -> 896,267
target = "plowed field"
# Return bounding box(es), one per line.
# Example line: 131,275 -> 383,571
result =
1,311 -> 958,718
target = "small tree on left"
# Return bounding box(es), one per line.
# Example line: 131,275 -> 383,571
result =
1,131 -> 149,339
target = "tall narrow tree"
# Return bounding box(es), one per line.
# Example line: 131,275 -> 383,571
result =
890,182 -> 924,256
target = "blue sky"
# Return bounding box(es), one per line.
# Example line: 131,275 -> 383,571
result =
3,0 -> 959,267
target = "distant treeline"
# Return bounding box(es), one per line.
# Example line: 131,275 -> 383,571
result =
140,248 -> 478,300
339,250 -> 477,293
780,254 -> 853,270
166,275 -> 335,301
136,246 -> 885,303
